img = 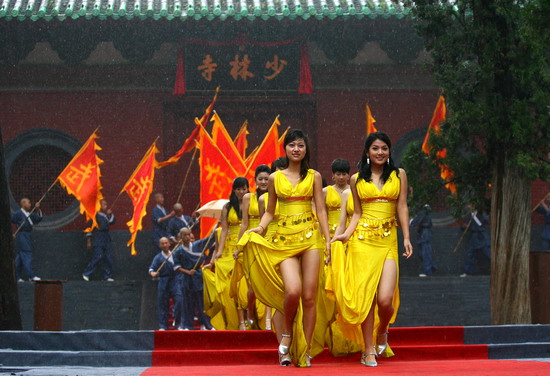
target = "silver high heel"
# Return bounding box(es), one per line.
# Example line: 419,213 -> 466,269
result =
360,348 -> 378,367
239,321 -> 247,331
305,353 -> 312,367
376,331 -> 389,356
278,334 -> 292,366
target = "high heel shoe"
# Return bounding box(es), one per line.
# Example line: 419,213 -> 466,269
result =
305,353 -> 312,367
239,321 -> 247,331
247,319 -> 255,329
376,331 -> 389,356
360,348 -> 378,367
278,334 -> 292,366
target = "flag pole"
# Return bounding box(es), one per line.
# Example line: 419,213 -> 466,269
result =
155,238 -> 184,274
531,192 -> 550,213
192,225 -> 217,270
14,127 -> 103,237
452,218 -> 472,253
176,145 -> 199,203
12,179 -> 58,237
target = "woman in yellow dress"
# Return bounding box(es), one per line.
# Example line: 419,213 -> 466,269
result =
332,132 -> 413,367
207,177 -> 249,330
312,158 -> 351,356
234,164 -> 272,329
238,129 -> 331,367
323,158 -> 351,238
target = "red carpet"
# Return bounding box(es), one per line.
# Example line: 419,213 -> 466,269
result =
150,327 -> 488,367
141,360 -> 550,376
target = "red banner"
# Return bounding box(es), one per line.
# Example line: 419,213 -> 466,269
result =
198,126 -> 240,238
57,130 -> 103,230
122,142 -> 159,255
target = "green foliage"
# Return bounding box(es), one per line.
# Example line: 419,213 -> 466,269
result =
406,0 -> 550,217
401,141 -> 443,215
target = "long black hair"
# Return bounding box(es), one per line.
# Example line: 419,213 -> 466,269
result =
357,131 -> 399,184
227,177 -> 249,219
283,129 -> 310,180
254,164 -> 271,197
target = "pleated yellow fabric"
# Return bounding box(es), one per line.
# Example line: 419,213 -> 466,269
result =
237,169 -> 324,367
325,193 -> 362,356
331,171 -> 401,357
232,192 -> 268,328
204,207 -> 241,330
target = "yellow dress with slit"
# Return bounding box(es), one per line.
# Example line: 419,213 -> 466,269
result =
332,171 -> 401,356
238,169 -> 325,367
203,207 -> 241,330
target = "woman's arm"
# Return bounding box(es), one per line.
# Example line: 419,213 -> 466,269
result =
251,174 -> 276,235
397,168 -> 413,259
333,189 -> 351,238
212,206 -> 229,262
238,193 -> 251,240
313,171 -> 332,262
333,175 -> 361,243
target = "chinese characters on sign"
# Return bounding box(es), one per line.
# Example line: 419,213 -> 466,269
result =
186,42 -> 299,92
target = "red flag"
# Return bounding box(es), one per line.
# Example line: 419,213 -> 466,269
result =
199,126 -> 240,238
158,87 -> 220,168
366,104 -> 378,136
211,111 -> 247,174
199,86 -> 220,127
422,96 -> 456,193
122,141 -> 159,255
422,95 -> 446,155
57,129 -> 103,229
245,116 -> 281,184
233,120 -> 249,158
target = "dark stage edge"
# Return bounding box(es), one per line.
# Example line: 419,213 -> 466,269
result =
1,326 -> 550,367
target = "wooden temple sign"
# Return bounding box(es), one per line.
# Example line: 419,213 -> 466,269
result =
173,36 -> 309,94
185,43 -> 299,92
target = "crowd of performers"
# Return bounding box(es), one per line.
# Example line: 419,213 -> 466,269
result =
10,129 -> 414,367
149,129 -> 413,368
10,125 -> 548,369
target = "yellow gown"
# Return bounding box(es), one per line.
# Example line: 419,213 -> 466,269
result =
231,192 -> 267,328
309,185 -> 342,356
332,171 -> 400,356
325,193 -> 362,356
203,207 -> 241,330
238,169 -> 325,367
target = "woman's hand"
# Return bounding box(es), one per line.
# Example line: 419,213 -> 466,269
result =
402,239 -> 413,259
233,249 -> 241,260
324,242 -> 332,265
211,251 -> 222,264
248,225 -> 266,235
331,233 -> 350,244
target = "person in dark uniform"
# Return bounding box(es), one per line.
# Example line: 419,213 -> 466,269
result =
151,193 -> 174,253
149,237 -> 183,331
173,227 -> 215,330
82,199 -> 116,281
167,203 -> 197,243
460,204 -> 490,277
11,198 -> 43,282
411,204 -> 437,277
535,193 -> 550,251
